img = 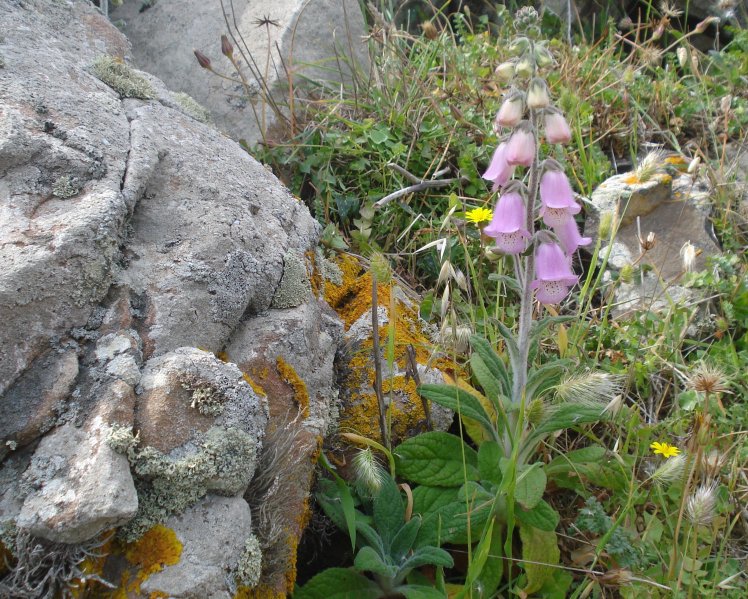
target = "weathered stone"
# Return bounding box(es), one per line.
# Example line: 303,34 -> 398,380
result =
110,0 -> 369,144
136,347 -> 268,453
17,415 -> 138,544
140,494 -> 253,599
0,349 -> 79,461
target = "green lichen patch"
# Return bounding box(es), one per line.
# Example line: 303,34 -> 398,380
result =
112,426 -> 257,542
271,250 -> 312,309
315,248 -> 343,286
234,534 -> 262,589
51,175 -> 81,198
179,376 -> 226,417
90,55 -> 155,100
172,92 -> 211,123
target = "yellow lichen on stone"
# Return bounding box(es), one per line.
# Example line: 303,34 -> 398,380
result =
243,372 -> 267,397
122,524 -> 183,590
234,584 -> 286,599
276,357 -> 309,417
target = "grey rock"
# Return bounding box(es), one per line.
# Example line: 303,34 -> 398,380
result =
17,415 -> 138,543
110,0 -> 369,144
0,349 -> 79,461
140,494 -> 253,599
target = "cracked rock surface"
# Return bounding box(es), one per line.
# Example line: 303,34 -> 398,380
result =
0,0 -> 342,595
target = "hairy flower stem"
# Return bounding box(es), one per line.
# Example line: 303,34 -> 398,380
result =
508,107 -> 541,448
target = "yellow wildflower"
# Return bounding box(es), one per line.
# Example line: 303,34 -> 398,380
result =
465,207 -> 493,225
650,441 -> 681,459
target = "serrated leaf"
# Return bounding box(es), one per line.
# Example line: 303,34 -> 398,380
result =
294,568 -> 381,599
395,431 -> 479,487
515,463 -> 547,509
418,385 -> 497,443
519,525 -> 560,595
353,546 -> 397,578
515,499 -> 560,531
478,441 -> 502,485
374,474 -> 405,549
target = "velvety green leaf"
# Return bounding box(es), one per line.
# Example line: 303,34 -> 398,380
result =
390,515 -> 421,561
515,499 -> 560,532
478,441 -> 502,485
416,494 -> 492,547
496,321 -> 520,368
373,474 -> 405,549
353,546 -> 396,578
476,520 -> 504,598
417,385 -> 497,442
507,462 -> 546,510
294,568 -> 381,599
400,546 -> 454,572
523,404 -> 610,457
395,431 -> 478,487
396,585 -> 448,599
334,474 -> 357,550
519,525 -> 560,596
356,521 -> 385,555
412,486 -> 459,517
525,360 -> 571,401
469,336 -> 511,398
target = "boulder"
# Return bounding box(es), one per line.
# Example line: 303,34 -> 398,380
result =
110,0 -> 369,144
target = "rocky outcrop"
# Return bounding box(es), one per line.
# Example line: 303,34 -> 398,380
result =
111,0 -> 369,144
0,0 -> 342,596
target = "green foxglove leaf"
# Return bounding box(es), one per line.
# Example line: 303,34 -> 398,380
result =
400,546 -> 454,572
505,462 -> 546,510
395,431 -> 478,487
519,525 -> 560,596
396,585 -> 448,599
412,485 -> 459,517
418,385 -> 497,442
390,515 -> 422,561
294,568 -> 381,599
456,518 -> 495,599
353,546 -> 397,578
515,499 -> 560,532
478,441 -> 502,486
373,474 -> 405,550
469,335 -> 511,398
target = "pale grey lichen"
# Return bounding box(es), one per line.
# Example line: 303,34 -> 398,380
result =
114,426 -> 257,542
234,534 -> 262,589
90,55 -> 155,99
271,250 -> 312,309
315,247 -> 343,286
51,175 -> 81,199
173,92 -> 211,124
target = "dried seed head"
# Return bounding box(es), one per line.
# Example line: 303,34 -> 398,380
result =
598,568 -> 634,587
555,371 -> 625,406
680,241 -> 697,272
369,251 -> 392,284
687,361 -> 730,395
634,149 -> 668,183
598,211 -> 614,239
676,47 -> 688,68
686,482 -> 718,526
694,16 -> 720,34
526,398 -> 545,426
421,21 -> 438,40
439,320 -> 472,353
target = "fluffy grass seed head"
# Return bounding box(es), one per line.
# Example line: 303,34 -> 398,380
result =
352,448 -> 387,497
687,361 -> 731,395
555,371 -> 625,407
686,482 -> 718,526
634,149 -> 668,183
649,452 -> 686,488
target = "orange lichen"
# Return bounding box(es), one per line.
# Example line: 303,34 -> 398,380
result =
66,534 -> 114,598
215,351 -> 230,362
622,172 -> 672,185
149,593 -> 170,599
234,584 -> 286,599
242,372 -> 267,397
276,357 -> 309,418
120,524 -> 183,593
306,249 -> 323,297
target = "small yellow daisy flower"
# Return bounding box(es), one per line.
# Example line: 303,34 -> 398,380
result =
650,441 -> 681,459
465,207 -> 493,225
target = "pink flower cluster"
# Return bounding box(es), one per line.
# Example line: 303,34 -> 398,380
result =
480,92 -> 589,305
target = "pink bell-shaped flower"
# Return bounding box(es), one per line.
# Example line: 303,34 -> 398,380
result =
531,242 -> 579,304
482,143 -> 515,189
495,95 -> 524,128
555,217 -> 592,254
539,169 -> 582,228
544,110 -> 572,144
483,191 -> 530,255
504,123 -> 535,167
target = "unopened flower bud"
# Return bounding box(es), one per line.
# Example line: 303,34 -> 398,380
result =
687,156 -> 701,174
221,34 -> 234,58
534,46 -> 554,69
721,95 -> 732,115
598,211 -> 613,239
651,22 -> 666,41
515,56 -> 533,79
194,49 -> 212,70
495,94 -> 525,128
544,109 -> 571,144
508,37 -> 530,57
694,16 -> 719,34
504,121 -> 536,167
495,61 -> 516,82
676,47 -> 688,68
527,78 -> 550,110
